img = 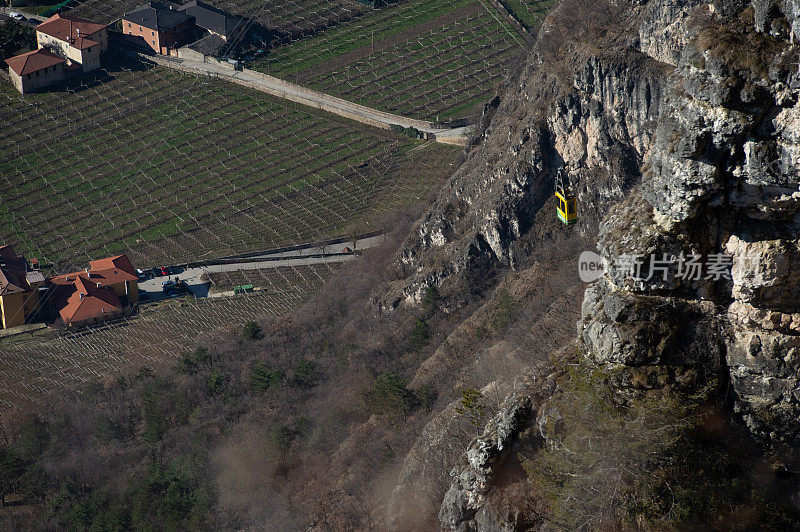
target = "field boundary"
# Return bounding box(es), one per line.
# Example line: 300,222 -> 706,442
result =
130,52 -> 470,146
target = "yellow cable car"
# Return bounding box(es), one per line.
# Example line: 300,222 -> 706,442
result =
555,168 -> 577,225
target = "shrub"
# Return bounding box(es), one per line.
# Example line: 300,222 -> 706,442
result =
141,382 -> 167,444
250,362 -> 285,392
293,360 -> 318,388
206,369 -> 226,396
422,285 -> 440,309
491,290 -> 516,331
94,414 -> 122,443
365,372 -> 414,418
455,388 -> 486,433
269,425 -> 294,456
409,319 -> 431,351
241,321 -> 263,341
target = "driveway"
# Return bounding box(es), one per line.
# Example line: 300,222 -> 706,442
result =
137,235 -> 385,301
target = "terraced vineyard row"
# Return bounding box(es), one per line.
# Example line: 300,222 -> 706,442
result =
68,0 -> 370,36
0,62 -> 459,274
302,6 -> 524,119
0,263 -> 337,413
251,0 -> 527,121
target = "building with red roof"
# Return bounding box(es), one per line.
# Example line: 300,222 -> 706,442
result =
50,253 -> 139,327
53,276 -> 124,326
0,245 -> 45,329
36,14 -> 108,73
4,48 -> 66,94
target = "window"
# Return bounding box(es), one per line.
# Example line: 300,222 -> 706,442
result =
152,40 -> 156,45
151,31 -> 154,36
128,22 -> 131,27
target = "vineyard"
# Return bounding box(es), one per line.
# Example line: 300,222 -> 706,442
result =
65,0 -> 537,120
0,263 -> 338,413
68,0 -> 372,33
251,0 -> 529,121
206,262 -> 343,292
0,61 -> 459,274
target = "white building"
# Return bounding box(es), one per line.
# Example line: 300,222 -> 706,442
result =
35,14 -> 108,73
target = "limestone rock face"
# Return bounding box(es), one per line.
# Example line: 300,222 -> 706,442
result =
429,0 -> 800,528
586,2 -> 800,445
439,386 -> 540,532
639,0 -> 705,65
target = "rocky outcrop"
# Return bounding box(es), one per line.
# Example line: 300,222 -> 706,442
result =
439,381 -> 541,532
589,6 -> 800,445
433,0 -> 800,528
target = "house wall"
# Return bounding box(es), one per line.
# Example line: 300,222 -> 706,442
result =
8,67 -> 23,93
20,289 -> 40,321
78,45 -> 102,72
108,280 -> 138,305
10,62 -> 66,94
122,20 -> 161,53
0,292 -> 25,329
37,30 -> 105,71
158,20 -> 195,54
122,19 -> 194,55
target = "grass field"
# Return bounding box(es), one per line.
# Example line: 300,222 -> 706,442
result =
0,60 -> 459,274
0,263 -> 338,413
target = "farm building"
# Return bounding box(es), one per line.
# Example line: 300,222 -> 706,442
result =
0,246 -> 45,329
178,1 -> 246,41
36,14 -> 109,73
4,49 -> 66,94
121,2 -> 196,56
50,254 -> 139,327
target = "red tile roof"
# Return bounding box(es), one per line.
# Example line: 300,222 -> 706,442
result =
5,48 -> 65,77
51,254 -> 138,288
89,255 -> 137,278
36,14 -> 106,48
53,275 -> 123,324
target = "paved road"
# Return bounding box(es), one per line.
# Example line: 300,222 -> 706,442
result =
138,235 -> 385,300
149,55 -> 472,146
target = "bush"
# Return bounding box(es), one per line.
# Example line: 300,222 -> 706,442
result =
0,20 -> 35,61
250,362 -> 285,392
241,321 -> 263,341
491,290 -> 516,331
293,360 -> 318,388
94,414 -> 122,443
141,382 -> 167,444
422,285 -> 440,309
365,372 -> 414,418
269,425 -> 294,456
409,319 -> 431,351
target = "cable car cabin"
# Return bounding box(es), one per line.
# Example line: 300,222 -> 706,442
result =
555,188 -> 577,225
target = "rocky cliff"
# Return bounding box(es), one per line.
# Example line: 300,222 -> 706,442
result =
383,0 -> 800,529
